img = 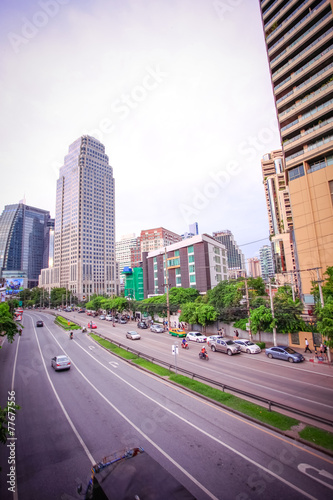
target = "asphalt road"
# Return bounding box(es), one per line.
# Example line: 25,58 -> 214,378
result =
0,311 -> 333,500
66,311 -> 333,425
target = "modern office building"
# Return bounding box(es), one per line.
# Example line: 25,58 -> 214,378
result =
259,0 -> 333,302
182,222 -> 199,239
261,150 -> 299,290
212,230 -> 246,278
259,244 -> 275,281
39,135 -> 119,300
0,203 -> 51,289
144,234 -> 228,297
247,258 -> 261,278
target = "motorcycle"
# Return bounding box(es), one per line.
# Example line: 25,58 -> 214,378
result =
82,327 -> 87,333
199,351 -> 209,360
181,342 -> 189,349
70,331 -> 74,340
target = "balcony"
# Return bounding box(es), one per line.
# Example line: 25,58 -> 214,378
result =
272,29 -> 333,83
283,116 -> 333,152
266,0 -> 315,44
279,79 -> 333,120
267,0 -> 327,55
281,98 -> 333,137
285,133 -> 333,168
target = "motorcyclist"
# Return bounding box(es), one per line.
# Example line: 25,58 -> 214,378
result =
200,346 -> 208,359
70,331 -> 73,339
182,338 -> 188,349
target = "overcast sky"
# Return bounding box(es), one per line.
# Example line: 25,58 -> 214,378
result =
0,0 -> 281,261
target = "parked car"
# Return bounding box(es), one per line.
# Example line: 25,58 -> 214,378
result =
210,338 -> 241,355
51,355 -> 71,371
137,321 -> 148,329
99,315 -> 106,320
87,311 -> 93,316
105,315 -> 113,321
186,331 -> 207,343
36,321 -> 44,327
234,339 -> 261,354
169,328 -> 186,338
126,331 -> 141,340
207,335 -> 223,347
88,322 -> 97,329
150,324 -> 164,333
265,346 -> 305,363
119,318 -> 127,324
78,309 -> 86,313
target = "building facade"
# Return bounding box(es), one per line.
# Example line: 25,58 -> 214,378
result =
39,135 -> 119,299
123,266 -> 144,301
144,234 -> 228,297
261,150 -> 299,290
0,203 -> 51,289
212,230 -> 246,278
247,257 -> 261,278
259,244 -> 275,281
259,0 -> 333,302
140,227 -> 182,254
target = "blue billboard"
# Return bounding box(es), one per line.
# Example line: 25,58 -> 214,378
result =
6,279 -> 24,295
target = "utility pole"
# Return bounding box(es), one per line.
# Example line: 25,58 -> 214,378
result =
165,247 -> 170,330
269,279 -> 277,346
244,278 -> 252,341
316,268 -> 324,308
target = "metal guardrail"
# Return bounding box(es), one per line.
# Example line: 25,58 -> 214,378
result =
92,332 -> 333,428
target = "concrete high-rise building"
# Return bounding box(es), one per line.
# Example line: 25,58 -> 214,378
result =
261,150 -> 299,290
39,136 -> 119,299
182,222 -> 199,240
259,0 -> 333,302
116,233 -> 139,274
140,227 -> 182,253
0,203 -> 51,288
212,230 -> 246,278
247,258 -> 261,278
259,245 -> 275,281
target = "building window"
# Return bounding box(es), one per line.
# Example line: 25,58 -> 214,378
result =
189,275 -> 196,283
187,245 -> 194,254
329,180 -> 333,205
288,164 -> 305,181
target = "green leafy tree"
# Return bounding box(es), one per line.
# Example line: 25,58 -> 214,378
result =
317,296 -> 333,349
0,303 -> 22,344
250,305 -> 273,342
0,403 -> 20,446
196,304 -> 218,331
273,286 -> 303,334
168,287 -> 199,305
207,280 -> 245,322
179,303 -> 198,325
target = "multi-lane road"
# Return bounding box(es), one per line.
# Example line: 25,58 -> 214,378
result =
0,310 -> 333,500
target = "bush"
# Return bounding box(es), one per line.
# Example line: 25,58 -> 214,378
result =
256,341 -> 265,349
233,318 -> 248,330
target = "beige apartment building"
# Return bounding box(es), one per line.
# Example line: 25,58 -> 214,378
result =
261,150 -> 299,290
259,0 -> 333,303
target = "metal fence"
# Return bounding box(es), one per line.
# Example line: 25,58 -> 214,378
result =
92,332 -> 333,428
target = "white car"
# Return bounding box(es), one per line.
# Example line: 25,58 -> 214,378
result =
99,315 -> 106,320
126,331 -> 141,340
234,339 -> 261,354
105,315 -> 113,321
186,331 -> 207,343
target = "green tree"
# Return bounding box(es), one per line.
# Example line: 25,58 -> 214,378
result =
0,303 -> 22,344
196,304 -> 218,331
273,286 -> 303,334
250,305 -> 273,342
168,287 -> 199,305
179,303 -> 198,325
207,280 -> 245,322
317,296 -> 333,349
0,403 -> 20,445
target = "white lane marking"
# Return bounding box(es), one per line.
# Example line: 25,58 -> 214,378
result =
73,340 -> 318,500
298,464 -> 333,490
88,346 -> 95,350
29,316 -> 96,466
44,325 -> 218,499
109,361 -> 119,367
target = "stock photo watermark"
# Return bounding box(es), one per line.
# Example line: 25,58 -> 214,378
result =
213,0 -> 245,21
6,391 -> 17,494
8,0 -> 70,54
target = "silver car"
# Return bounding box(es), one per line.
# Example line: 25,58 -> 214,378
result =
150,324 -> 164,333
234,339 -> 261,354
186,331 -> 207,343
126,331 -> 141,340
210,338 -> 241,356
51,355 -> 71,371
207,335 -> 223,347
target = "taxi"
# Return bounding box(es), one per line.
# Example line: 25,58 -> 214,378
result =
168,328 -> 186,338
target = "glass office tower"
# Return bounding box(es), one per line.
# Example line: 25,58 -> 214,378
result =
0,203 -> 51,288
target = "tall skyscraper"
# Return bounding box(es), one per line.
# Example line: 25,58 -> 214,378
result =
116,233 -> 139,274
259,0 -> 333,302
261,150 -> 299,290
40,135 -> 118,299
259,244 -> 275,281
0,203 -> 51,288
212,230 -> 246,278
